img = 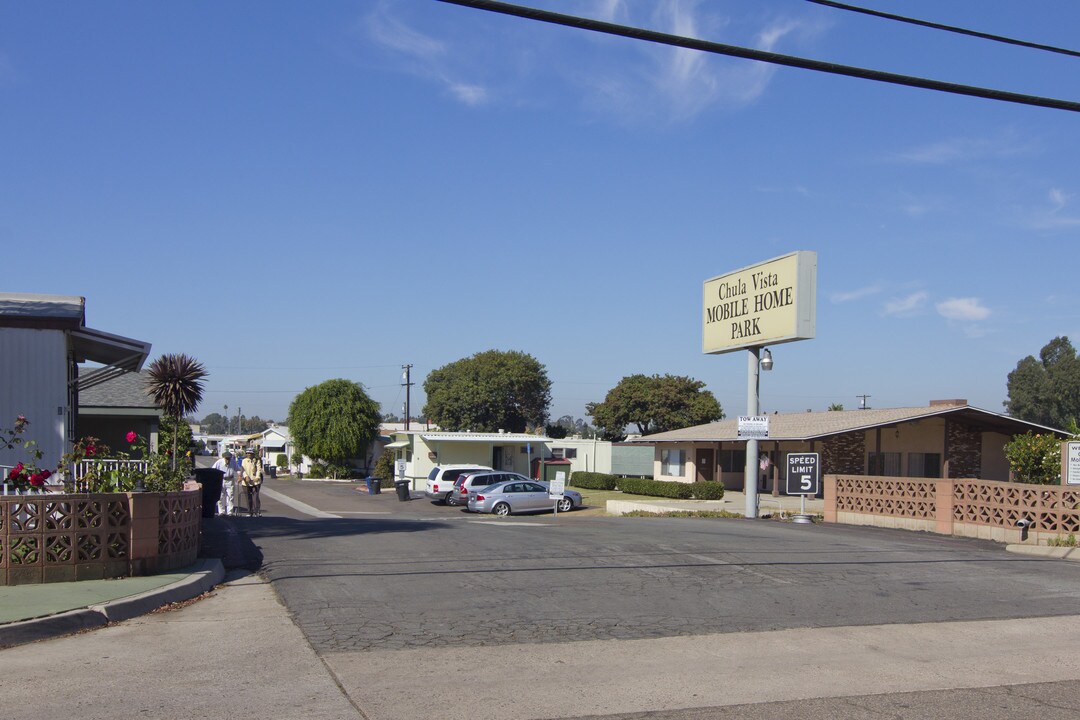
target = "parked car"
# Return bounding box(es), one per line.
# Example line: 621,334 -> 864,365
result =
467,478 -> 583,516
424,464 -> 493,505
451,470 -> 530,508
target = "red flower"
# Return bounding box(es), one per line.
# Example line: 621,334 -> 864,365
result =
8,462 -> 24,480
86,445 -> 96,456
41,470 -> 52,480
29,473 -> 44,487
126,431 -> 138,443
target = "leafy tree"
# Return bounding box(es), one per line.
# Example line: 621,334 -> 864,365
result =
828,403 -> 844,411
587,374 -> 723,441
287,379 -> 381,465
199,412 -> 229,434
545,423 -> 568,439
147,353 -> 207,469
1005,337 -> 1080,428
1004,433 -> 1063,485
423,350 -> 552,433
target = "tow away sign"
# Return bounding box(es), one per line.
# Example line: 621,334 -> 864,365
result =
738,416 -> 769,439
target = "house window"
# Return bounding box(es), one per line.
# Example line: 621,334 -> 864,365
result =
908,453 -> 941,478
719,449 -> 746,473
564,448 -> 577,459
868,452 -> 902,476
551,448 -> 564,458
661,449 -> 685,476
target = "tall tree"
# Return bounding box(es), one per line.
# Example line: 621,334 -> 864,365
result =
199,412 -> 228,434
287,379 -> 381,465
146,353 -> 207,469
1005,336 -> 1080,428
587,374 -> 723,441
423,350 -> 551,433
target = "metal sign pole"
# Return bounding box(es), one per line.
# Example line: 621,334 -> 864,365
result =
744,347 -> 760,519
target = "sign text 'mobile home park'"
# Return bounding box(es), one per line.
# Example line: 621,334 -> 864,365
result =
702,251 -> 817,354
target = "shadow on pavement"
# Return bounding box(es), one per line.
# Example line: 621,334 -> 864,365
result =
236,514 -> 451,542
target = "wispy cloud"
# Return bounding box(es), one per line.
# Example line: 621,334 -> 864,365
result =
363,1 -> 823,121
1030,187 -> 1080,229
831,284 -> 882,304
364,3 -> 489,106
883,291 -> 928,317
936,297 -> 990,321
890,131 -> 1035,166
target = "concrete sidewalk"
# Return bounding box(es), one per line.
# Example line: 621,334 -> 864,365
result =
0,514 -> 259,648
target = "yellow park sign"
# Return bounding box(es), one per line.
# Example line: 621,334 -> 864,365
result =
702,251 -> 817,354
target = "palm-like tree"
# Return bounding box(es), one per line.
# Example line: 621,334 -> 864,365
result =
147,353 -> 208,469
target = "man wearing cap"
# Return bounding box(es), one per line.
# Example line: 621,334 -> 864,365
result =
240,449 -> 263,517
213,451 -> 237,517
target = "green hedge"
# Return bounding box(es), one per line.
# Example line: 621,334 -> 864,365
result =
690,482 -> 725,500
569,472 -> 724,500
616,477 -> 693,499
569,471 -> 619,490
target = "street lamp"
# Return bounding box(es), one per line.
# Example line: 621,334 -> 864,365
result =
760,348 -> 774,371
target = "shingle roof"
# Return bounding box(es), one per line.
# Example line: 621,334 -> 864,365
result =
630,404 -> 1065,443
78,370 -> 159,409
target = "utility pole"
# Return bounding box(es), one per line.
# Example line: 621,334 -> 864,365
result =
224,405 -> 228,434
857,394 -> 871,410
238,407 -> 242,434
401,365 -> 414,430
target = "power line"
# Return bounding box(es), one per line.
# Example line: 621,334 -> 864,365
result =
806,0 -> 1080,59
435,0 -> 1080,113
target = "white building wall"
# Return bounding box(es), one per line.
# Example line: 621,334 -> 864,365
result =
0,328 -> 69,470
544,438 -> 612,475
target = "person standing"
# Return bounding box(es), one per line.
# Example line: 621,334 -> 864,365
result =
213,451 -> 236,517
241,449 -> 263,517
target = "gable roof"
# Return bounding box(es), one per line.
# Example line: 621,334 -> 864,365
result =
78,370 -> 159,410
630,404 -> 1067,444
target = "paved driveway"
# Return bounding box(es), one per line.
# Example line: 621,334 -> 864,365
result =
248,478 -> 1080,654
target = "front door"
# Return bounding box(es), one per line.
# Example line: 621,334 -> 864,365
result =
695,449 -> 715,482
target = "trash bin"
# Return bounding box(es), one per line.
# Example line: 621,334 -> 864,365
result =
395,480 -> 411,501
268,466 -> 277,478
364,477 -> 382,495
193,468 -> 225,519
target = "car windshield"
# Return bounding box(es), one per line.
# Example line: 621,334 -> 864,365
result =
427,468 -> 440,480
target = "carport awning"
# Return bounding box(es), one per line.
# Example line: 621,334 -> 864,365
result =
72,327 -> 152,392
384,440 -> 410,449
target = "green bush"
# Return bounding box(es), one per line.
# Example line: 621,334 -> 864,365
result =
616,477 -> 694,499
690,482 -> 725,500
275,453 -> 288,468
309,462 -> 328,478
373,449 -> 395,480
569,471 -> 619,490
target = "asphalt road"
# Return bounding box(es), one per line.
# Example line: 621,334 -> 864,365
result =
222,477 -> 1080,719
248,477 -> 1080,654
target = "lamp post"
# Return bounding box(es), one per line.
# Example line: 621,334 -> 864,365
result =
743,347 -> 773,519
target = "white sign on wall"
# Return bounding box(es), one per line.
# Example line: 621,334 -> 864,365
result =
1066,442 -> 1080,486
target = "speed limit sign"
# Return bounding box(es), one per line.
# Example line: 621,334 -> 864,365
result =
785,453 -> 820,495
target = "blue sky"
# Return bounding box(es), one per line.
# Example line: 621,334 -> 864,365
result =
3,1 -> 1079,425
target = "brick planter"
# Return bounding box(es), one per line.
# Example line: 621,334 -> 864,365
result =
0,487 -> 201,585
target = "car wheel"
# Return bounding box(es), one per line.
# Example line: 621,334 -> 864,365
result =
446,493 -> 458,506
493,502 -> 511,517
557,497 -> 573,512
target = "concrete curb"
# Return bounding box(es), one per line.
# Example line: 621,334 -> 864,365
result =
1006,544 -> 1080,561
93,559 -> 225,623
0,559 -> 225,649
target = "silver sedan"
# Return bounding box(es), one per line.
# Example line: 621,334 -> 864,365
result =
467,479 -> 582,516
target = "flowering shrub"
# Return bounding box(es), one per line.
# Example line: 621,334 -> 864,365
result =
1005,433 -> 1064,485
2,416 -> 53,492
